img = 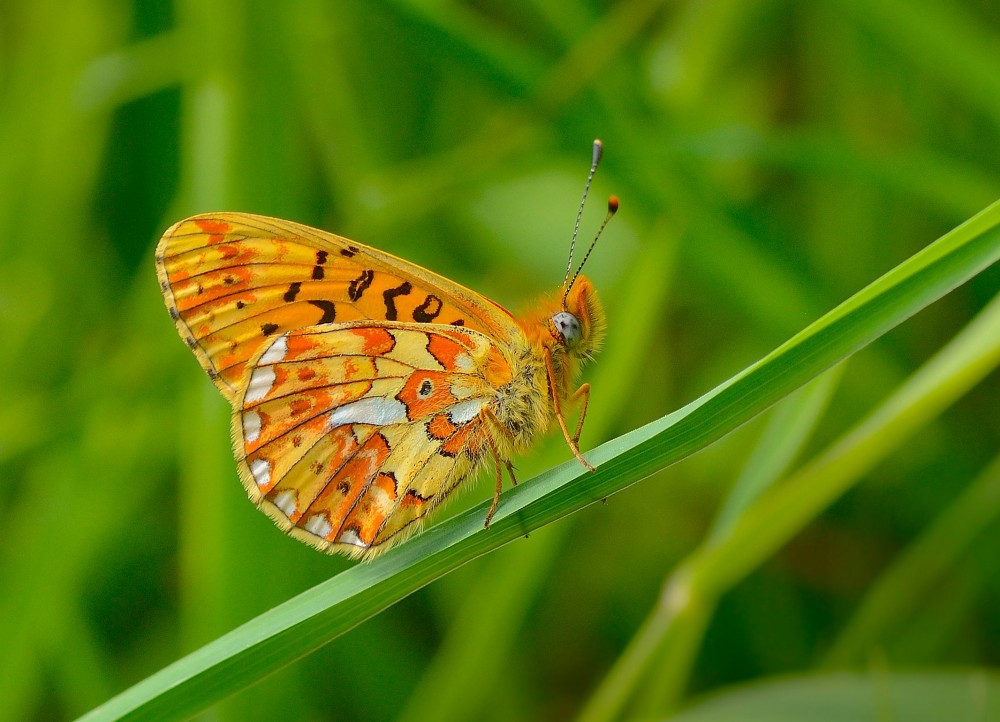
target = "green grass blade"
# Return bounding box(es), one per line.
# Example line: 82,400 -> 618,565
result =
711,369 -> 842,540
687,285 -> 1000,602
634,286 -> 1000,719
80,200 -> 1000,721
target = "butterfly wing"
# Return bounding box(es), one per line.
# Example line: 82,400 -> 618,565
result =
233,321 -> 514,557
156,212 -> 520,405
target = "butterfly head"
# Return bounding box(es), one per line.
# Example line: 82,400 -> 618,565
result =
553,274 -> 606,360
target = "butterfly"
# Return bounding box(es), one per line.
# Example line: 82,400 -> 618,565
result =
156,140 -> 617,559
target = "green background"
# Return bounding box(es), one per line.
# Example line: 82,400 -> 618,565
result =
2,1 -> 999,720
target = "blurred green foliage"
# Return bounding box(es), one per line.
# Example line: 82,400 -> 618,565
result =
1,1 -> 999,720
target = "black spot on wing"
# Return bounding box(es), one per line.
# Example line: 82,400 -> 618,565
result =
312,250 -> 328,280
348,270 -> 374,301
340,245 -> 360,257
283,282 -> 302,302
450,319 -> 465,326
383,281 -> 412,321
413,294 -> 442,322
261,323 -> 279,336
308,300 -> 337,324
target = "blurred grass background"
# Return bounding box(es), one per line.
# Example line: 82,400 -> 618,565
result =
1,0 -> 999,720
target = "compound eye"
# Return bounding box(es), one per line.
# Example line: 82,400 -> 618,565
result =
552,311 -> 582,347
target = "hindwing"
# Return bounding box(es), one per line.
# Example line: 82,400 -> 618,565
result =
232,321 -> 513,557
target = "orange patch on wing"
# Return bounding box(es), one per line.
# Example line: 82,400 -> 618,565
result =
195,218 -> 231,235
375,471 -> 397,498
427,413 -> 457,440
400,490 -> 429,511
285,334 -> 322,360
289,398 -> 312,416
218,352 -> 240,371
352,327 -> 396,356
396,371 -> 454,419
426,334 -> 467,371
269,363 -> 291,390
441,423 -> 477,457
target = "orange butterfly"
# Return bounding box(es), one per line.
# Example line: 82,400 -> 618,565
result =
156,140 -> 617,559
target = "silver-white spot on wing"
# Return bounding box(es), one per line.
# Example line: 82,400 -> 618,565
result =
449,398 -> 485,426
339,528 -> 367,547
243,410 -> 262,443
327,397 -> 407,429
454,352 -> 475,372
304,514 -> 333,538
245,366 -> 276,404
272,490 -> 297,517
250,458 -> 271,488
259,335 -> 288,365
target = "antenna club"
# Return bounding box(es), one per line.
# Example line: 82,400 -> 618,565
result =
608,195 -> 619,214
592,139 -> 604,166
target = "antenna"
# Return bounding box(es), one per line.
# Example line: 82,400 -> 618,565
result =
563,139 -> 604,291
563,196 -> 618,306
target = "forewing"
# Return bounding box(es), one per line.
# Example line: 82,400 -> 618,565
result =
231,321 -> 513,557
156,212 -> 519,404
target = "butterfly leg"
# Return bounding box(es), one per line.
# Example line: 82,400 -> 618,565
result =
480,406 -> 518,526
569,383 -> 591,445
543,347 -> 596,472
484,435 -> 505,528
